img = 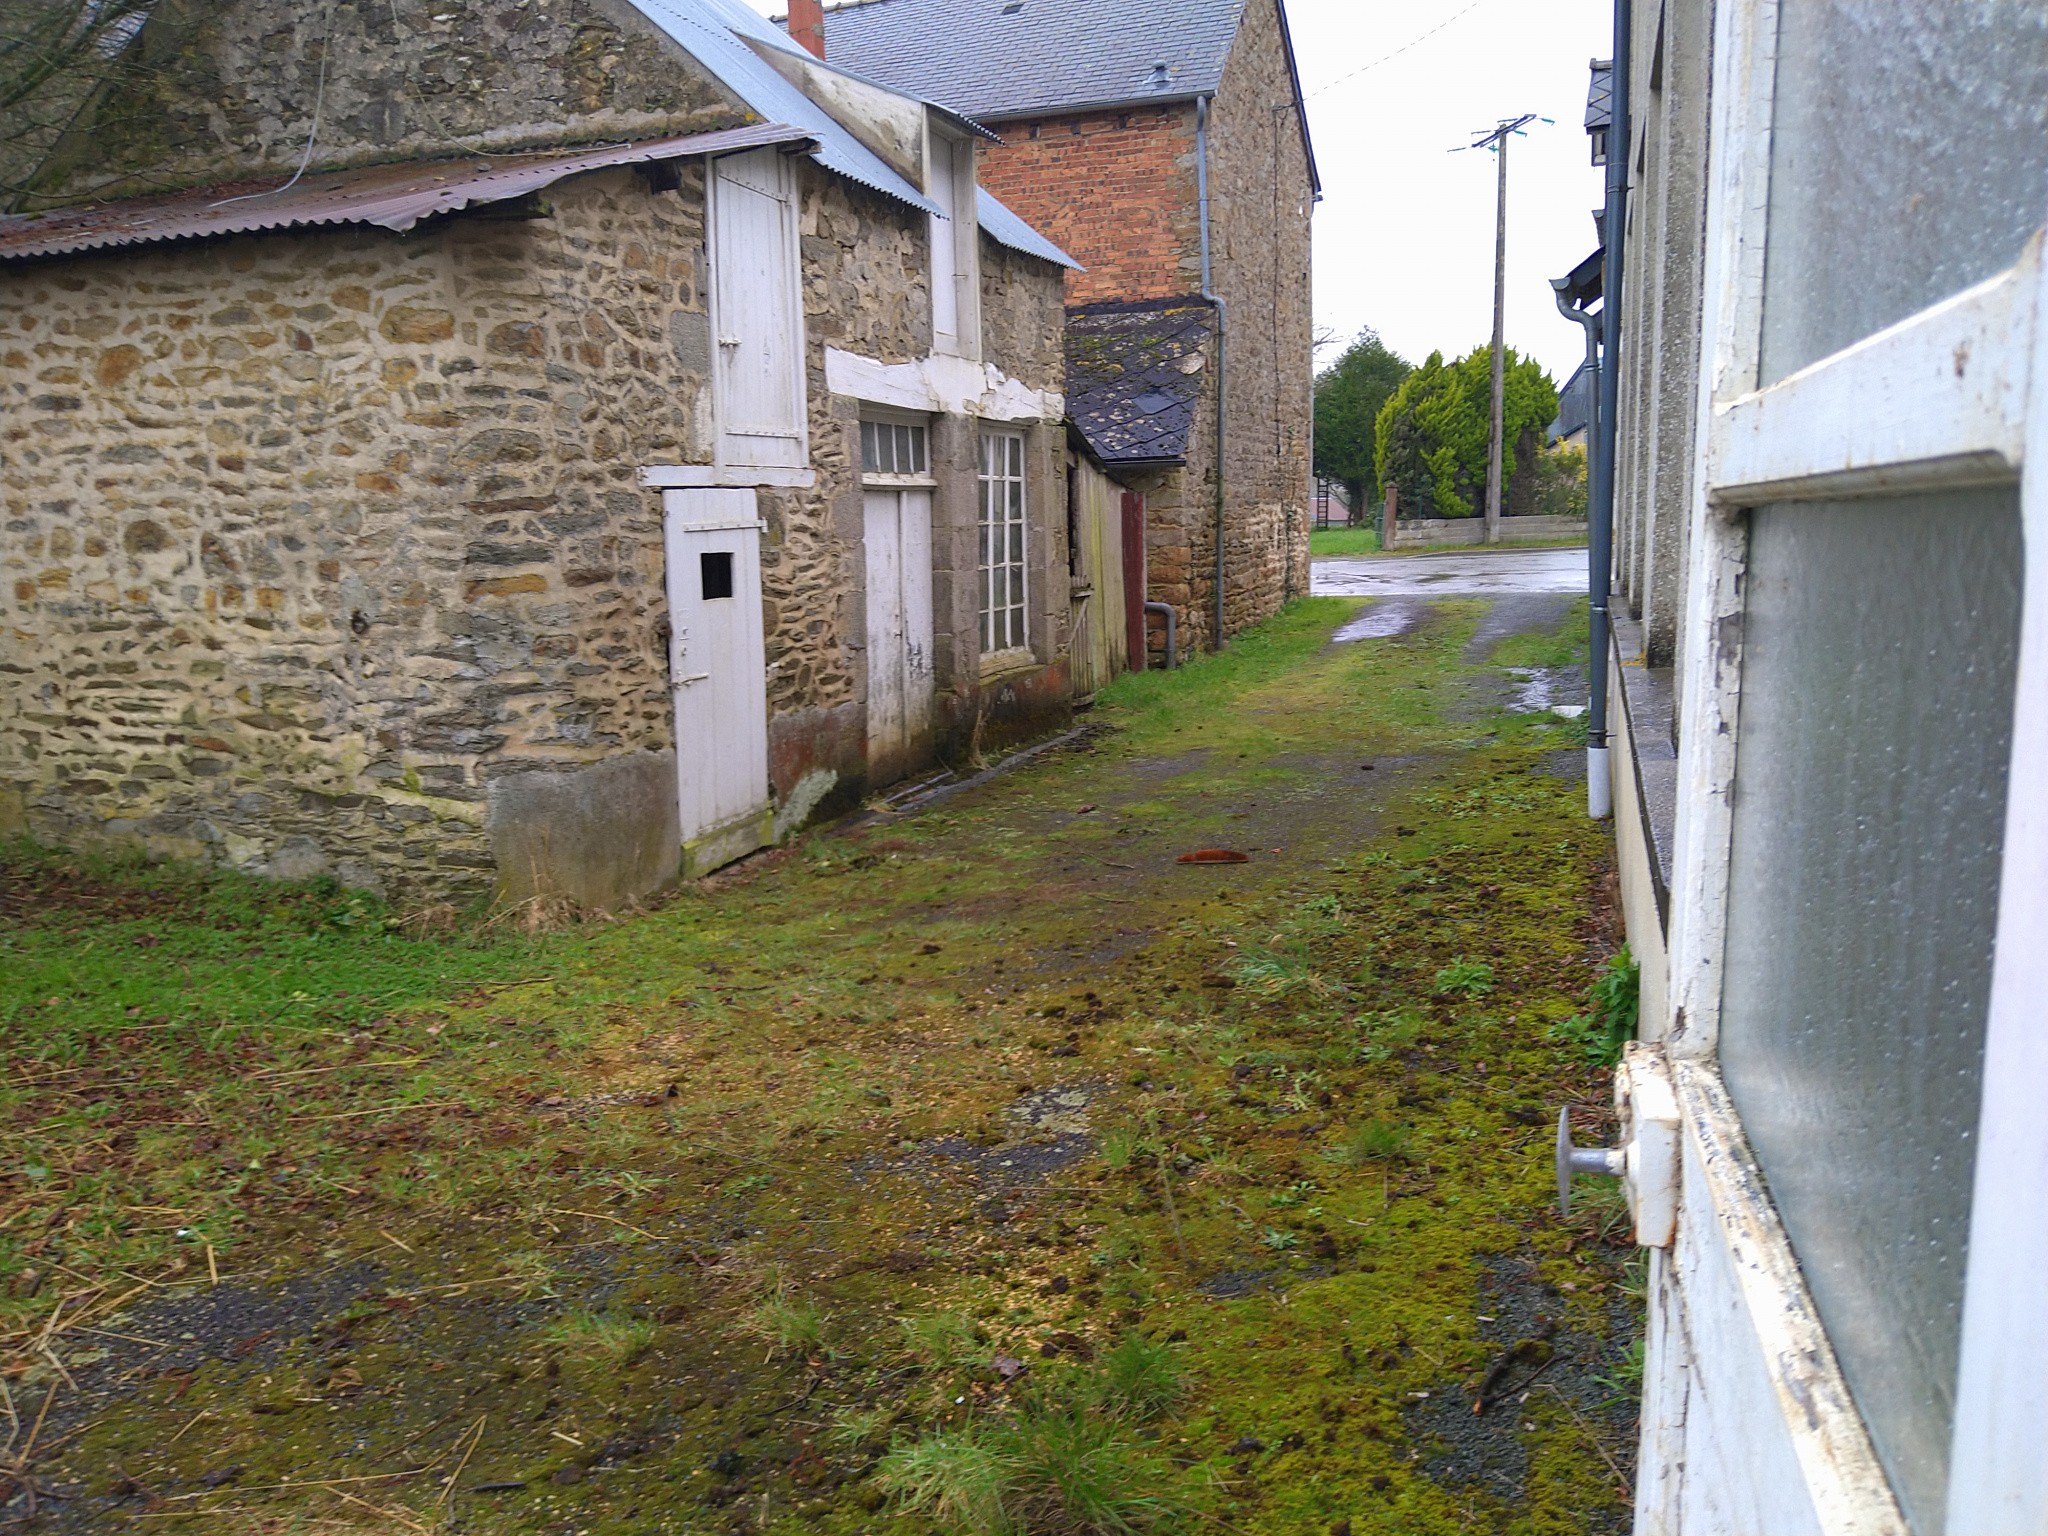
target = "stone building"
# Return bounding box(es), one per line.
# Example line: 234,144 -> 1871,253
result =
794,0 -> 1318,656
0,0 -> 1077,910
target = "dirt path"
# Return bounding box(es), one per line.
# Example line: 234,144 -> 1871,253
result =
3,594 -> 1636,1536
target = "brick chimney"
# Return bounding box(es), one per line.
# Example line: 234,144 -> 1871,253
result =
789,0 -> 825,58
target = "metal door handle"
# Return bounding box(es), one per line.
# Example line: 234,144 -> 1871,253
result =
674,672 -> 710,686
1555,1108 -> 1624,1216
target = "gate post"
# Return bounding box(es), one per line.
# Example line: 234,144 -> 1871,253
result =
1383,484 -> 1398,551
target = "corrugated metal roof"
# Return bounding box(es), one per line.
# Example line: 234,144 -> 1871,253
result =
625,0 -> 1075,264
1067,296 -> 1214,468
0,124 -> 809,262
977,186 -> 1078,269
808,0 -> 1246,120
626,0 -> 940,213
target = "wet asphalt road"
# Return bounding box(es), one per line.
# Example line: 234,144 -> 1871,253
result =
1311,545 -> 1588,598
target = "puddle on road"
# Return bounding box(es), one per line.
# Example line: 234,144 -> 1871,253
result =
1332,599 -> 1421,643
1504,667 -> 1587,716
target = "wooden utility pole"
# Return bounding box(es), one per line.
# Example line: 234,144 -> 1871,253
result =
1463,114 -> 1539,546
1485,129 -> 1510,545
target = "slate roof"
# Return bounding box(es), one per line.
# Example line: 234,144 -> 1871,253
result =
803,0 -> 1248,120
1066,297 -> 1216,468
1585,58 -> 1613,131
627,0 -> 1075,266
1550,360 -> 1595,442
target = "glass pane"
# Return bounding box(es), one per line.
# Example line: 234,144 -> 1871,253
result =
1721,489 -> 2023,1533
1009,525 -> 1024,564
1761,0 -> 2048,382
861,421 -> 879,474
912,429 -> 927,474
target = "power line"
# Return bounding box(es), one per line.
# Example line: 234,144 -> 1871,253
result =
1304,0 -> 1494,100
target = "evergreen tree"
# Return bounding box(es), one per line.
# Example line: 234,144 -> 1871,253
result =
1312,328 -> 1411,510
1374,345 -> 1558,519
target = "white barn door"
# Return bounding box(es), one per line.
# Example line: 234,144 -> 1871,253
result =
663,489 -> 771,877
1630,3 -> 2048,1533
862,488 -> 934,777
711,149 -> 806,472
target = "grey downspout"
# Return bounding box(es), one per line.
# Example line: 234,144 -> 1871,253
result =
1198,95 -> 1228,652
1143,601 -> 1178,670
1589,0 -> 1630,820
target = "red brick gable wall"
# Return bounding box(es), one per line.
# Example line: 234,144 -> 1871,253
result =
975,105 -> 1202,305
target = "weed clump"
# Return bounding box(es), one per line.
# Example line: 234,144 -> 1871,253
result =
1548,946 -> 1641,1066
752,1274 -> 829,1359
1432,957 -> 1495,997
874,1337 -> 1193,1535
542,1308 -> 654,1365
1324,1117 -> 1412,1166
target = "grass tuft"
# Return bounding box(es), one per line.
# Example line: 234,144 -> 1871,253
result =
543,1307 -> 654,1365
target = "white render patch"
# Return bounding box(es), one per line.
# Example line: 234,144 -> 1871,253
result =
825,347 -> 1064,423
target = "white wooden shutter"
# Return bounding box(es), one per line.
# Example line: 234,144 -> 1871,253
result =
712,149 -> 807,470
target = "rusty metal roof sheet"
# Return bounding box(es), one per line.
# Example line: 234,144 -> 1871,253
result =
0,122 -> 810,263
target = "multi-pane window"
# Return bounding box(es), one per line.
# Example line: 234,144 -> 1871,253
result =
860,419 -> 928,477
978,431 -> 1028,654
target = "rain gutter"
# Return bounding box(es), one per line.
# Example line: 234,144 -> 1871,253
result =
1197,94 -> 1228,651
1589,0 -> 1631,820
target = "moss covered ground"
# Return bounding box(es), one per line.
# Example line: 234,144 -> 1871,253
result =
1,594 -> 1638,1534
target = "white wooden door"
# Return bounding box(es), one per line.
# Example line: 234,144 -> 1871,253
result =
663,489 -> 771,877
711,149 -> 806,471
1633,4 -> 2048,1533
862,488 -> 934,773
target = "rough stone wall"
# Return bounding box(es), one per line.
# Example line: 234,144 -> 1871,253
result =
25,0 -> 746,206
1204,0 -> 1314,639
974,105 -> 1201,305
758,166 -> 928,813
759,167 -> 1071,816
1,165 -> 712,906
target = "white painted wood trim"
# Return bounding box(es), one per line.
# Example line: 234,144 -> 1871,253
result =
1709,239 -> 2039,506
1943,212 -> 2048,1536
825,346 -> 1063,424
641,465 -> 817,490
1673,1060 -> 1912,1536
1663,0 -> 1778,1063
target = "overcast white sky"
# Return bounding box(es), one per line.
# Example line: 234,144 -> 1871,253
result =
742,0 -> 1611,384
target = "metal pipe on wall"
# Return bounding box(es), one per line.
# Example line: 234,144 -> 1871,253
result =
1588,0 -> 1631,820
1144,601 -> 1178,671
1197,95 -> 1229,652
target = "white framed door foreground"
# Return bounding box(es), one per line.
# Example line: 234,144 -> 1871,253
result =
1633,2 -> 2048,1533
663,489 -> 772,879
862,487 -> 935,777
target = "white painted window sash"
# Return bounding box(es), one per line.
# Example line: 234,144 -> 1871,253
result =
978,429 -> 1029,659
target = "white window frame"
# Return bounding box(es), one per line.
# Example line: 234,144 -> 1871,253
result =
928,126 -> 982,361
708,147 -> 809,475
1658,0 -> 2048,1529
859,409 -> 935,490
978,429 -> 1031,666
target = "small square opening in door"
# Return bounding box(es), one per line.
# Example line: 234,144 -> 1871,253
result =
700,551 -> 735,600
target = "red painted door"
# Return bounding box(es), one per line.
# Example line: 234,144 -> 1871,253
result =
1120,490 -> 1147,671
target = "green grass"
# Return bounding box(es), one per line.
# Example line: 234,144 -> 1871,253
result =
1309,526 -> 1382,558
875,1344 -> 1192,1536
543,1307 -> 656,1365
1491,597 -> 1592,670
0,593 -> 1638,1536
